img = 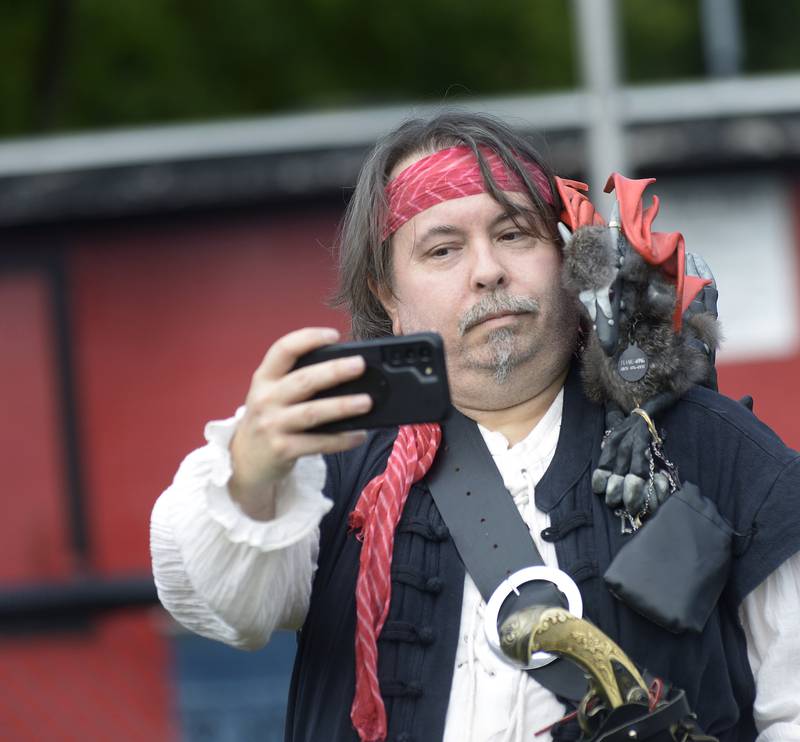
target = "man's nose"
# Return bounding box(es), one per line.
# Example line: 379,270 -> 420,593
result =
471,240 -> 507,290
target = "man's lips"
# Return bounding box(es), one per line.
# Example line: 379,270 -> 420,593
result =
470,311 -> 528,329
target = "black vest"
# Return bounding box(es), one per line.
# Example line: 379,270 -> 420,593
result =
284,366 -> 800,742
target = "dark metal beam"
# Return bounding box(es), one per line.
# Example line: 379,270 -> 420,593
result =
47,248 -> 92,569
0,575 -> 158,633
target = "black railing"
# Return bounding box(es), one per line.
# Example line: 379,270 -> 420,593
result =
0,574 -> 158,633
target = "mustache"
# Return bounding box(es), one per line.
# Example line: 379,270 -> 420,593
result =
458,292 -> 540,335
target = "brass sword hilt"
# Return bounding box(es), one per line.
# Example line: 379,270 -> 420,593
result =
499,605 -> 649,711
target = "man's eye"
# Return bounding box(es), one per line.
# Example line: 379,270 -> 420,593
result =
430,246 -> 454,258
499,231 -> 524,242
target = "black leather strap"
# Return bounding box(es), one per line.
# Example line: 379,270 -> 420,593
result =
425,407 -> 588,702
593,690 -> 699,741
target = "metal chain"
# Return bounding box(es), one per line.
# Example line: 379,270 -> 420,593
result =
652,435 -> 679,493
615,421 -> 679,535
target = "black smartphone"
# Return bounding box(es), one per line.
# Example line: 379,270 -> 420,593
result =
292,332 -> 451,432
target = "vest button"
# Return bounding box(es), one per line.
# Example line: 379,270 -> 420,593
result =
425,577 -> 443,594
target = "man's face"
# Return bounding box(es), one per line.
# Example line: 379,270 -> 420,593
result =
380,187 -> 579,407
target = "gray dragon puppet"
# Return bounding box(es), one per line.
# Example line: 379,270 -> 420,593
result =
556,174 -> 721,532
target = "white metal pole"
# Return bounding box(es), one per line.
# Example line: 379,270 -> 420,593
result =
573,0 -> 628,210
700,0 -> 743,77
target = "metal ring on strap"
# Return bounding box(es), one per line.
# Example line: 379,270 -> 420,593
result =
483,565 -> 583,670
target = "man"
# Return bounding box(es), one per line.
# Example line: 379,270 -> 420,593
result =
151,112 -> 800,741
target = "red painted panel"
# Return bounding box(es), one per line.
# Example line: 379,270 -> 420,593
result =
69,209 -> 347,573
717,370 -> 800,453
0,272 -> 73,583
717,357 -> 800,449
0,612 -> 175,741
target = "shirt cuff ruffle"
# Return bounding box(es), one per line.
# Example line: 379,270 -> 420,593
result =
200,408 -> 333,551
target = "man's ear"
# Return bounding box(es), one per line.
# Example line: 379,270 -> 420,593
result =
369,277 -> 403,335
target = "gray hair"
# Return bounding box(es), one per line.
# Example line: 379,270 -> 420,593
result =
331,111 -> 562,339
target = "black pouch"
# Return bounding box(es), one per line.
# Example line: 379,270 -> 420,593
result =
603,481 -> 733,634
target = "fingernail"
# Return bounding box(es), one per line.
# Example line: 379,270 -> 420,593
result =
344,355 -> 365,371
322,328 -> 340,342
349,394 -> 372,411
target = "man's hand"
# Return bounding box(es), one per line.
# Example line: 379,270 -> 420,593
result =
229,327 -> 372,520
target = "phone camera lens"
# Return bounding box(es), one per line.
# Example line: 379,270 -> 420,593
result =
418,346 -> 432,362
405,349 -> 416,363
389,349 -> 403,366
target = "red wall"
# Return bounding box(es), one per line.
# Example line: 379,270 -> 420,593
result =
69,210 -> 347,575
0,206 -> 346,740
0,272 -> 73,584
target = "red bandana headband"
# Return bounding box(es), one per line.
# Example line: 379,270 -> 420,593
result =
383,145 -> 554,241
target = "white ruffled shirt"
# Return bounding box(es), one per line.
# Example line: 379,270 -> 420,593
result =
151,393 -> 800,741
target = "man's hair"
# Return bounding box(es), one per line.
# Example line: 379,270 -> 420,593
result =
332,110 -> 562,340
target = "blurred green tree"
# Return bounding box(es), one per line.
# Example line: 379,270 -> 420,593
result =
0,0 -> 576,135
0,0 -> 798,137
620,0 -> 704,82
742,1 -> 800,72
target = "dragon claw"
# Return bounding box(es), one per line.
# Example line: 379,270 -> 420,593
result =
558,222 -> 574,247
595,282 -> 615,321
578,273 -> 617,325
579,289 -> 598,321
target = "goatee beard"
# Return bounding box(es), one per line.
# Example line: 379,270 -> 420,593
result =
486,327 -> 517,384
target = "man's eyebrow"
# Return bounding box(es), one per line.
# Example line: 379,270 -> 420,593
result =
412,209 -> 528,250
414,223 -> 463,247
491,210 -> 524,228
